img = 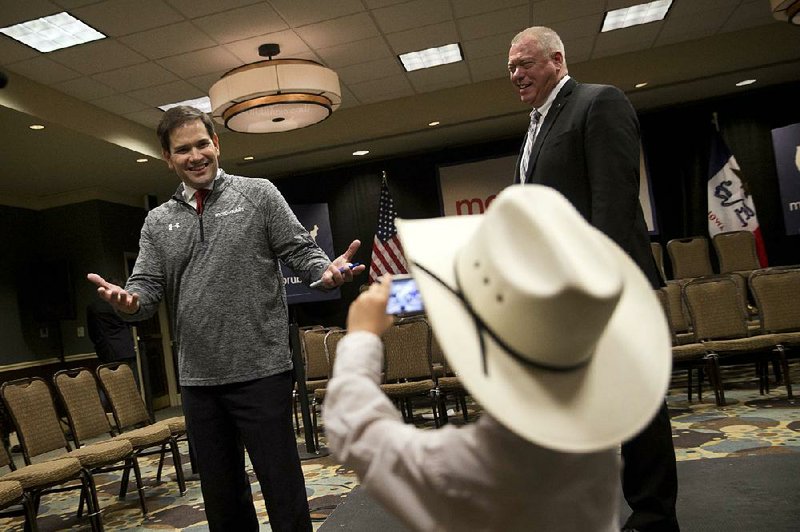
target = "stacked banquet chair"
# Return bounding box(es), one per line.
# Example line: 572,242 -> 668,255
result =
95,363 -> 187,494
681,275 -> 792,406
749,267 -> 800,394
0,377 -> 138,531
429,327 -> 469,424
379,317 -> 439,427
655,286 -> 712,403
308,328 -> 348,449
53,368 -> 159,513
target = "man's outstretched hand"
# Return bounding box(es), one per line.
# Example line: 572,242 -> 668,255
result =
319,239 -> 367,289
87,273 -> 140,314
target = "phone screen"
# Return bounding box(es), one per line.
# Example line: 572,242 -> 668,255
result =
386,276 -> 424,315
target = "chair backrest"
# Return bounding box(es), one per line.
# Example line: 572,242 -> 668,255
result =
302,328 -> 330,381
713,230 -> 760,273
381,319 -> 433,382
96,362 -> 151,430
667,236 -> 714,280
683,276 -> 749,341
661,282 -> 691,334
650,242 -> 668,284
324,329 -> 347,371
0,378 -> 70,463
0,441 -> 14,470
53,368 -> 114,444
749,267 -> 800,333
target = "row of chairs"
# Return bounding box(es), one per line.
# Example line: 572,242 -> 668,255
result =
651,230 -> 761,283
658,267 -> 800,406
0,362 -> 188,530
296,318 -> 469,449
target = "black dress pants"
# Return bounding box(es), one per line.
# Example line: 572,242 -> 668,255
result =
182,371 -> 312,532
621,400 -> 680,531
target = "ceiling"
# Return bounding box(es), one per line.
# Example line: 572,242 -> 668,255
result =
1,0 -> 799,210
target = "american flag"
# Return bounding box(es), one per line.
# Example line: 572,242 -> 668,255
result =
369,177 -> 408,283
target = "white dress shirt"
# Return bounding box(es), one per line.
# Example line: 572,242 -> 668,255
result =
324,331 -> 622,532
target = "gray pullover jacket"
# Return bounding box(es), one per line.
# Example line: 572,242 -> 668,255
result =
123,170 -> 331,386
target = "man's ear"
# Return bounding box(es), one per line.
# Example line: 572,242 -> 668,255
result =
212,134 -> 220,155
162,150 -> 174,170
552,51 -> 564,70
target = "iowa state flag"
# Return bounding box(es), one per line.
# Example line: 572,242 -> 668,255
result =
707,130 -> 768,266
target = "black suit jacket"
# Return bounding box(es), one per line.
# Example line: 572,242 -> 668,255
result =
513,78 -> 660,288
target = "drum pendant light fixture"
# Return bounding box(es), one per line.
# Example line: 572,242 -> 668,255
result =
209,43 -> 341,133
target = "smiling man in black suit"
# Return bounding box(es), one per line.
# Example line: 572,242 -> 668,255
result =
508,26 -> 679,532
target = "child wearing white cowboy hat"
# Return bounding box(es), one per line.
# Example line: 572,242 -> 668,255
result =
323,185 -> 672,532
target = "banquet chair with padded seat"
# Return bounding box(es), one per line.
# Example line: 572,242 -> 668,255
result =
656,287 -> 713,402
294,326 -> 336,440
666,236 -> 714,281
749,267 -> 800,393
95,363 -> 187,494
0,479 -> 34,531
380,319 -> 439,426
682,275 -> 790,406
0,377 -> 126,531
713,230 -> 761,278
52,368 -> 150,514
430,329 -> 469,424
309,328 -> 348,449
1,442 -> 86,532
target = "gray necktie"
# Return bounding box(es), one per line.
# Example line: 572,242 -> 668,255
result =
520,109 -> 542,182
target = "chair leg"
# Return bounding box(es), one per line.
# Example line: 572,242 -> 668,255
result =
292,390 -> 301,435
459,394 -> 468,422
155,443 -> 167,483
169,437 -> 187,495
775,345 -> 793,398
129,456 -> 148,516
120,458 -> 132,499
22,492 -> 39,532
81,469 -> 104,532
435,389 -> 449,427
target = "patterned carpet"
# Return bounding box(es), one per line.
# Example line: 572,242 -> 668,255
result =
1,363 -> 798,531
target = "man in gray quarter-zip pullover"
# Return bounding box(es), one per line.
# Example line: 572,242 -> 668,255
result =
88,105 -> 365,532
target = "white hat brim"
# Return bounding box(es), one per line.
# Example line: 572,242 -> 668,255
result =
397,214 -> 672,453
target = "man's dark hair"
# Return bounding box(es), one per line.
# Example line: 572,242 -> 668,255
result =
157,105 -> 217,153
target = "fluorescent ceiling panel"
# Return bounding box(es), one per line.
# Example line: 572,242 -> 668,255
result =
399,43 -> 463,72
0,12 -> 105,53
602,0 -> 673,32
158,96 -> 212,113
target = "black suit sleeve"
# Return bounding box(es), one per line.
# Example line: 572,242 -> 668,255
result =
584,86 -> 642,251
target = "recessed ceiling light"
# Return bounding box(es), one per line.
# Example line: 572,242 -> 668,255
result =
0,12 -> 105,53
136,158 -> 148,163
29,124 -> 45,130
353,150 -> 370,156
243,156 -> 254,161
735,79 -> 756,87
399,43 -> 463,72
602,0 -> 673,32
428,121 -> 441,127
158,96 -> 212,113
635,82 -> 648,88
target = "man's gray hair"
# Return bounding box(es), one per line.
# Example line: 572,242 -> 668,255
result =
511,26 -> 566,63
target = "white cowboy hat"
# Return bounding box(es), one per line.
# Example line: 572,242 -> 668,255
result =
395,185 -> 671,453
